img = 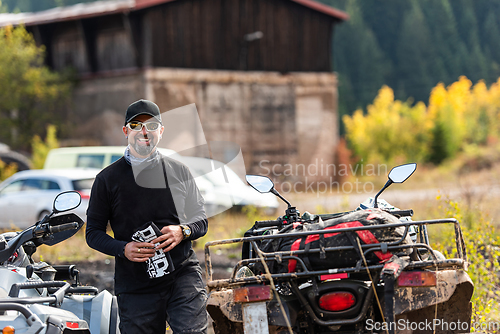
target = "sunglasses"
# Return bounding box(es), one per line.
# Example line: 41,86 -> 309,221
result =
127,121 -> 162,132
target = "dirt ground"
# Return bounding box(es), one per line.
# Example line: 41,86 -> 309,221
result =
71,249 -> 239,334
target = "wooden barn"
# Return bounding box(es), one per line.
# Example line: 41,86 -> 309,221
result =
0,0 -> 348,183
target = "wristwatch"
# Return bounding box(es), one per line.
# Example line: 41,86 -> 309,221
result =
180,225 -> 192,240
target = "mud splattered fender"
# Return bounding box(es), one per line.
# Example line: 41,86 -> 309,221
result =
207,289 -> 294,326
207,290 -> 243,322
394,270 -> 473,315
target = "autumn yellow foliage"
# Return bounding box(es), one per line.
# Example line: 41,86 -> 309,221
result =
343,76 -> 500,165
31,124 -> 59,169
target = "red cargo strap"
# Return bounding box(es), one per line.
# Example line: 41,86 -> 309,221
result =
288,221 -> 392,272
320,273 -> 348,281
288,238 -> 302,272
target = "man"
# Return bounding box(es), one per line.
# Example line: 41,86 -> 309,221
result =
86,99 -> 208,334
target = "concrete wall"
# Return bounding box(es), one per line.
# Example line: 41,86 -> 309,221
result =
71,68 -> 339,183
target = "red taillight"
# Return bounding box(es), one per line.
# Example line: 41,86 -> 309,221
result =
318,292 -> 356,311
66,322 -> 79,329
397,271 -> 436,287
233,285 -> 272,303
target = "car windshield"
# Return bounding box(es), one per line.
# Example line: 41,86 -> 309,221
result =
72,178 -> 95,191
0,180 -> 23,195
77,154 -> 105,169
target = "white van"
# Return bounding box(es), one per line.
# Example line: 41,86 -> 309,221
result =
45,146 -> 127,169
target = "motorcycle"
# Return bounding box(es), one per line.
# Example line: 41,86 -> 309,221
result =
205,164 -> 474,334
0,191 -> 119,334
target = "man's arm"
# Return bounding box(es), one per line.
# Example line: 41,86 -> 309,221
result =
85,216 -> 127,258
85,175 -> 129,258
86,216 -> 155,261
181,165 -> 208,240
85,169 -> 157,262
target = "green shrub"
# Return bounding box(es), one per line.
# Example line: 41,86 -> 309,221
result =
431,198 -> 500,325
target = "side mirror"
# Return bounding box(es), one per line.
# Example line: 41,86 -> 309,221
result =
246,175 -> 275,193
53,191 -> 81,213
388,163 -> 417,183
373,163 -> 417,208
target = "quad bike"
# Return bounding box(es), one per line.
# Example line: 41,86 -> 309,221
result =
205,164 -> 474,334
0,191 -> 119,334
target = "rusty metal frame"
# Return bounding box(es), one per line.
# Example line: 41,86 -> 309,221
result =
205,218 -> 467,289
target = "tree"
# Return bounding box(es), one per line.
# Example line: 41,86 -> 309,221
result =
0,25 -> 72,150
420,0 -> 465,85
321,0 -> 500,118
395,0 -> 443,103
333,0 -> 390,130
481,11 -> 500,81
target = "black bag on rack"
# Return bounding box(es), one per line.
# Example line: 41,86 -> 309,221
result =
253,208 -> 412,275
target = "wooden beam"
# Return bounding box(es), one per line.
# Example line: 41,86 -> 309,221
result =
78,18 -> 98,73
122,12 -> 143,68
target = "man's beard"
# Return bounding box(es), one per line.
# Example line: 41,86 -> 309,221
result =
132,135 -> 158,156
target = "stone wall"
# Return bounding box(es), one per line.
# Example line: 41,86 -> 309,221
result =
71,68 -> 339,183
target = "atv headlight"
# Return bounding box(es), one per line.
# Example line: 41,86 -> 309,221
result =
235,266 -> 255,278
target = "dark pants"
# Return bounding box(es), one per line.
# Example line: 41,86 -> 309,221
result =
117,265 -> 208,334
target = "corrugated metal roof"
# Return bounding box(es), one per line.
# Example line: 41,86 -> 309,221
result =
0,0 -> 348,28
0,0 -> 134,27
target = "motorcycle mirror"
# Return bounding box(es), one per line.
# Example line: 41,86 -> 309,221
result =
246,175 -> 275,193
388,163 -> 417,183
246,175 -> 292,208
374,163 -> 417,208
53,191 -> 81,213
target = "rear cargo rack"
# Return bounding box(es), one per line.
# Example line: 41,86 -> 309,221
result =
205,218 -> 467,290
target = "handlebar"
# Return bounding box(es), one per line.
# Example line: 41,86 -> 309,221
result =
254,209 -> 413,229
386,209 -> 414,217
255,220 -> 280,228
7,280 -> 70,307
49,222 -> 79,234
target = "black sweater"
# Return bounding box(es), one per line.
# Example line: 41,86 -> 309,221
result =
85,156 -> 208,294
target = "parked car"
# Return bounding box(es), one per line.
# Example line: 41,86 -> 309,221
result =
44,146 -> 279,216
0,168 -> 100,229
0,142 -> 31,171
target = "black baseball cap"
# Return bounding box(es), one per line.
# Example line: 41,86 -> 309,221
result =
124,99 -> 162,125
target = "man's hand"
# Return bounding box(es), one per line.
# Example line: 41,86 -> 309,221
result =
124,241 -> 155,262
153,225 -> 183,253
